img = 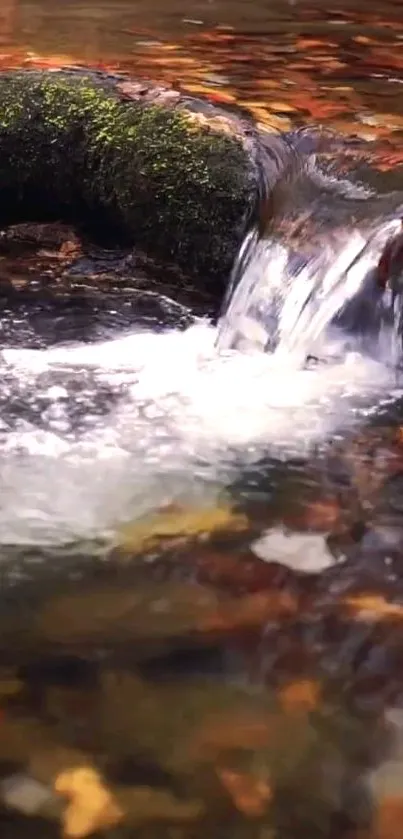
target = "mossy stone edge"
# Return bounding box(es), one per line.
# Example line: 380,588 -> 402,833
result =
0,68 -> 262,289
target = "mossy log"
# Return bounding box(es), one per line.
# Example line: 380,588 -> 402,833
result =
0,67 -> 279,293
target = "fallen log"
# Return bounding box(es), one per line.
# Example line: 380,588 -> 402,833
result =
0,67 -> 286,295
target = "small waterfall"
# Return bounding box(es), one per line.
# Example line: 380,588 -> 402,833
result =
1,161 -> 403,545
217,217 -> 403,366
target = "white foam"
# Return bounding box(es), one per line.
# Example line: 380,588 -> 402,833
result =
251,527 -> 343,572
0,319 -> 397,547
0,221 -> 401,547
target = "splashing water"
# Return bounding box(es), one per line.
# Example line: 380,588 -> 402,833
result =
0,215 -> 403,546
217,218 -> 403,364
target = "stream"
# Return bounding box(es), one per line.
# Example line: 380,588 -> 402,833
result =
0,2 -> 403,839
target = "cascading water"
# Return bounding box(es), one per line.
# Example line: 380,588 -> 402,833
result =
217,218 -> 403,366
1,174 -> 403,546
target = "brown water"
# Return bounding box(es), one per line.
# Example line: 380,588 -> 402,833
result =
1,3 -> 403,839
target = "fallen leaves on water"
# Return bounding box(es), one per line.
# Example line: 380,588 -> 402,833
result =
1,40 -> 403,151
374,149 -> 403,171
266,101 -> 299,113
118,503 -> 248,553
295,94 -> 347,120
55,767 -> 123,838
182,82 -> 236,103
237,103 -> 292,131
295,38 -> 339,50
343,594 -> 403,622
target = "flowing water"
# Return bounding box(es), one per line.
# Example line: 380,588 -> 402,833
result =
0,217 -> 402,546
1,3 -> 403,839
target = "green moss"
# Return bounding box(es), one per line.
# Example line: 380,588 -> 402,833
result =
0,70 -> 259,287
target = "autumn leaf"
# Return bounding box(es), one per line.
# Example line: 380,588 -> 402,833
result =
343,595 -> 403,622
55,767 -> 123,838
278,680 -> 321,714
216,768 -> 272,816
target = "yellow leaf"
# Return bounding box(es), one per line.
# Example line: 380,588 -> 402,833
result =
344,594 -> 403,621
55,767 -> 123,838
119,504 -> 248,552
267,101 -> 298,113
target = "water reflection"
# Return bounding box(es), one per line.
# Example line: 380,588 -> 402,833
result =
0,0 -> 403,168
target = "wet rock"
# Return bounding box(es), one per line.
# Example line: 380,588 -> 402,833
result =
376,220 -> 403,292
0,222 -> 81,256
0,67 -> 285,298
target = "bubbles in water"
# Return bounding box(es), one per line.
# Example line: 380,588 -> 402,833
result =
0,314 -> 398,547
0,217 -> 403,546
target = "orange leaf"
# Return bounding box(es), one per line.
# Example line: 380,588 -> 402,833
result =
217,768 -> 272,817
278,680 -> 321,714
344,595 -> 403,621
295,38 -> 338,49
